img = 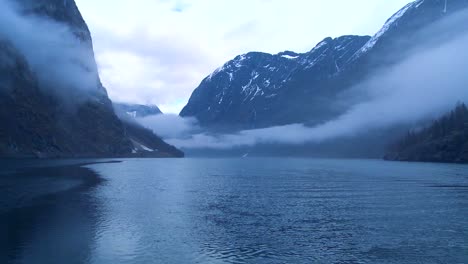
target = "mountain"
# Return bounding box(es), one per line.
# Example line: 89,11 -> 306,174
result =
385,104 -> 468,163
180,35 -> 370,129
113,104 -> 184,158
114,103 -> 163,118
181,0 -> 468,131
0,0 -> 182,158
122,120 -> 184,158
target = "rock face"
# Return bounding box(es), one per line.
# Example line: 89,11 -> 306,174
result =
181,0 -> 468,131
385,104 -> 468,163
0,0 -> 183,158
114,103 -> 163,118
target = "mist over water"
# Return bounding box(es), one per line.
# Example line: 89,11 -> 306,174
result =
137,114 -> 200,139
140,8 -> 468,151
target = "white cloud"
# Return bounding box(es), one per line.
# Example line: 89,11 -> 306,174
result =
137,114 -> 199,138
75,0 -> 413,113
0,0 -> 100,101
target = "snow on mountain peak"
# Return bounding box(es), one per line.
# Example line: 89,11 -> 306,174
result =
415,0 -> 425,8
349,1 -> 420,61
207,54 -> 248,81
281,54 -> 299,60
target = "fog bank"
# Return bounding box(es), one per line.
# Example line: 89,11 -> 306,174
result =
142,9 -> 468,150
0,0 -> 100,100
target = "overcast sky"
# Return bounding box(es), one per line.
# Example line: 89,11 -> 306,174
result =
75,0 -> 413,113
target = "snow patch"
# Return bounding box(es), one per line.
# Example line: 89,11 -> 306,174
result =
281,54 -> 299,59
303,54 -> 326,69
207,54 -> 247,81
208,65 -> 226,80
334,61 -> 340,72
241,79 -> 253,93
131,139 -> 156,153
218,93 -> 225,104
335,45 -> 345,51
251,71 -> 260,80
350,1 -> 417,61
250,86 -> 262,101
126,111 -> 137,118
312,40 -> 328,52
141,144 -> 154,152
234,54 -> 247,68
415,0 -> 425,8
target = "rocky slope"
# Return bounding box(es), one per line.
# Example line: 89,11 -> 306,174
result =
181,0 -> 468,131
0,0 -> 182,158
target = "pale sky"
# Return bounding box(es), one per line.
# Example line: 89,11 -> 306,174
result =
75,0 -> 413,113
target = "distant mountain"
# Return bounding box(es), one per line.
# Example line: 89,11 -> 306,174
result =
114,103 -> 162,118
112,103 -> 184,158
0,0 -> 182,158
122,120 -> 184,158
385,104 -> 468,163
181,0 -> 468,131
180,35 -> 370,129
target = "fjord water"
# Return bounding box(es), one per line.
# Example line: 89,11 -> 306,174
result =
1,158 -> 468,263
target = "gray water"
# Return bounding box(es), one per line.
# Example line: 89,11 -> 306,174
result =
1,158 -> 468,264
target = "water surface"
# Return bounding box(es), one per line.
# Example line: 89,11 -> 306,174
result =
1,158 -> 468,263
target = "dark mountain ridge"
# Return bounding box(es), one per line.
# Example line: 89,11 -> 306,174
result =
0,0 -> 183,158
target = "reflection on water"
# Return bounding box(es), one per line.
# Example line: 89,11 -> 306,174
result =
0,162 -> 103,264
1,158 -> 468,263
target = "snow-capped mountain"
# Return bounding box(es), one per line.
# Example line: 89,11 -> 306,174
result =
181,0 -> 468,130
180,36 -> 370,128
349,0 -> 468,67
